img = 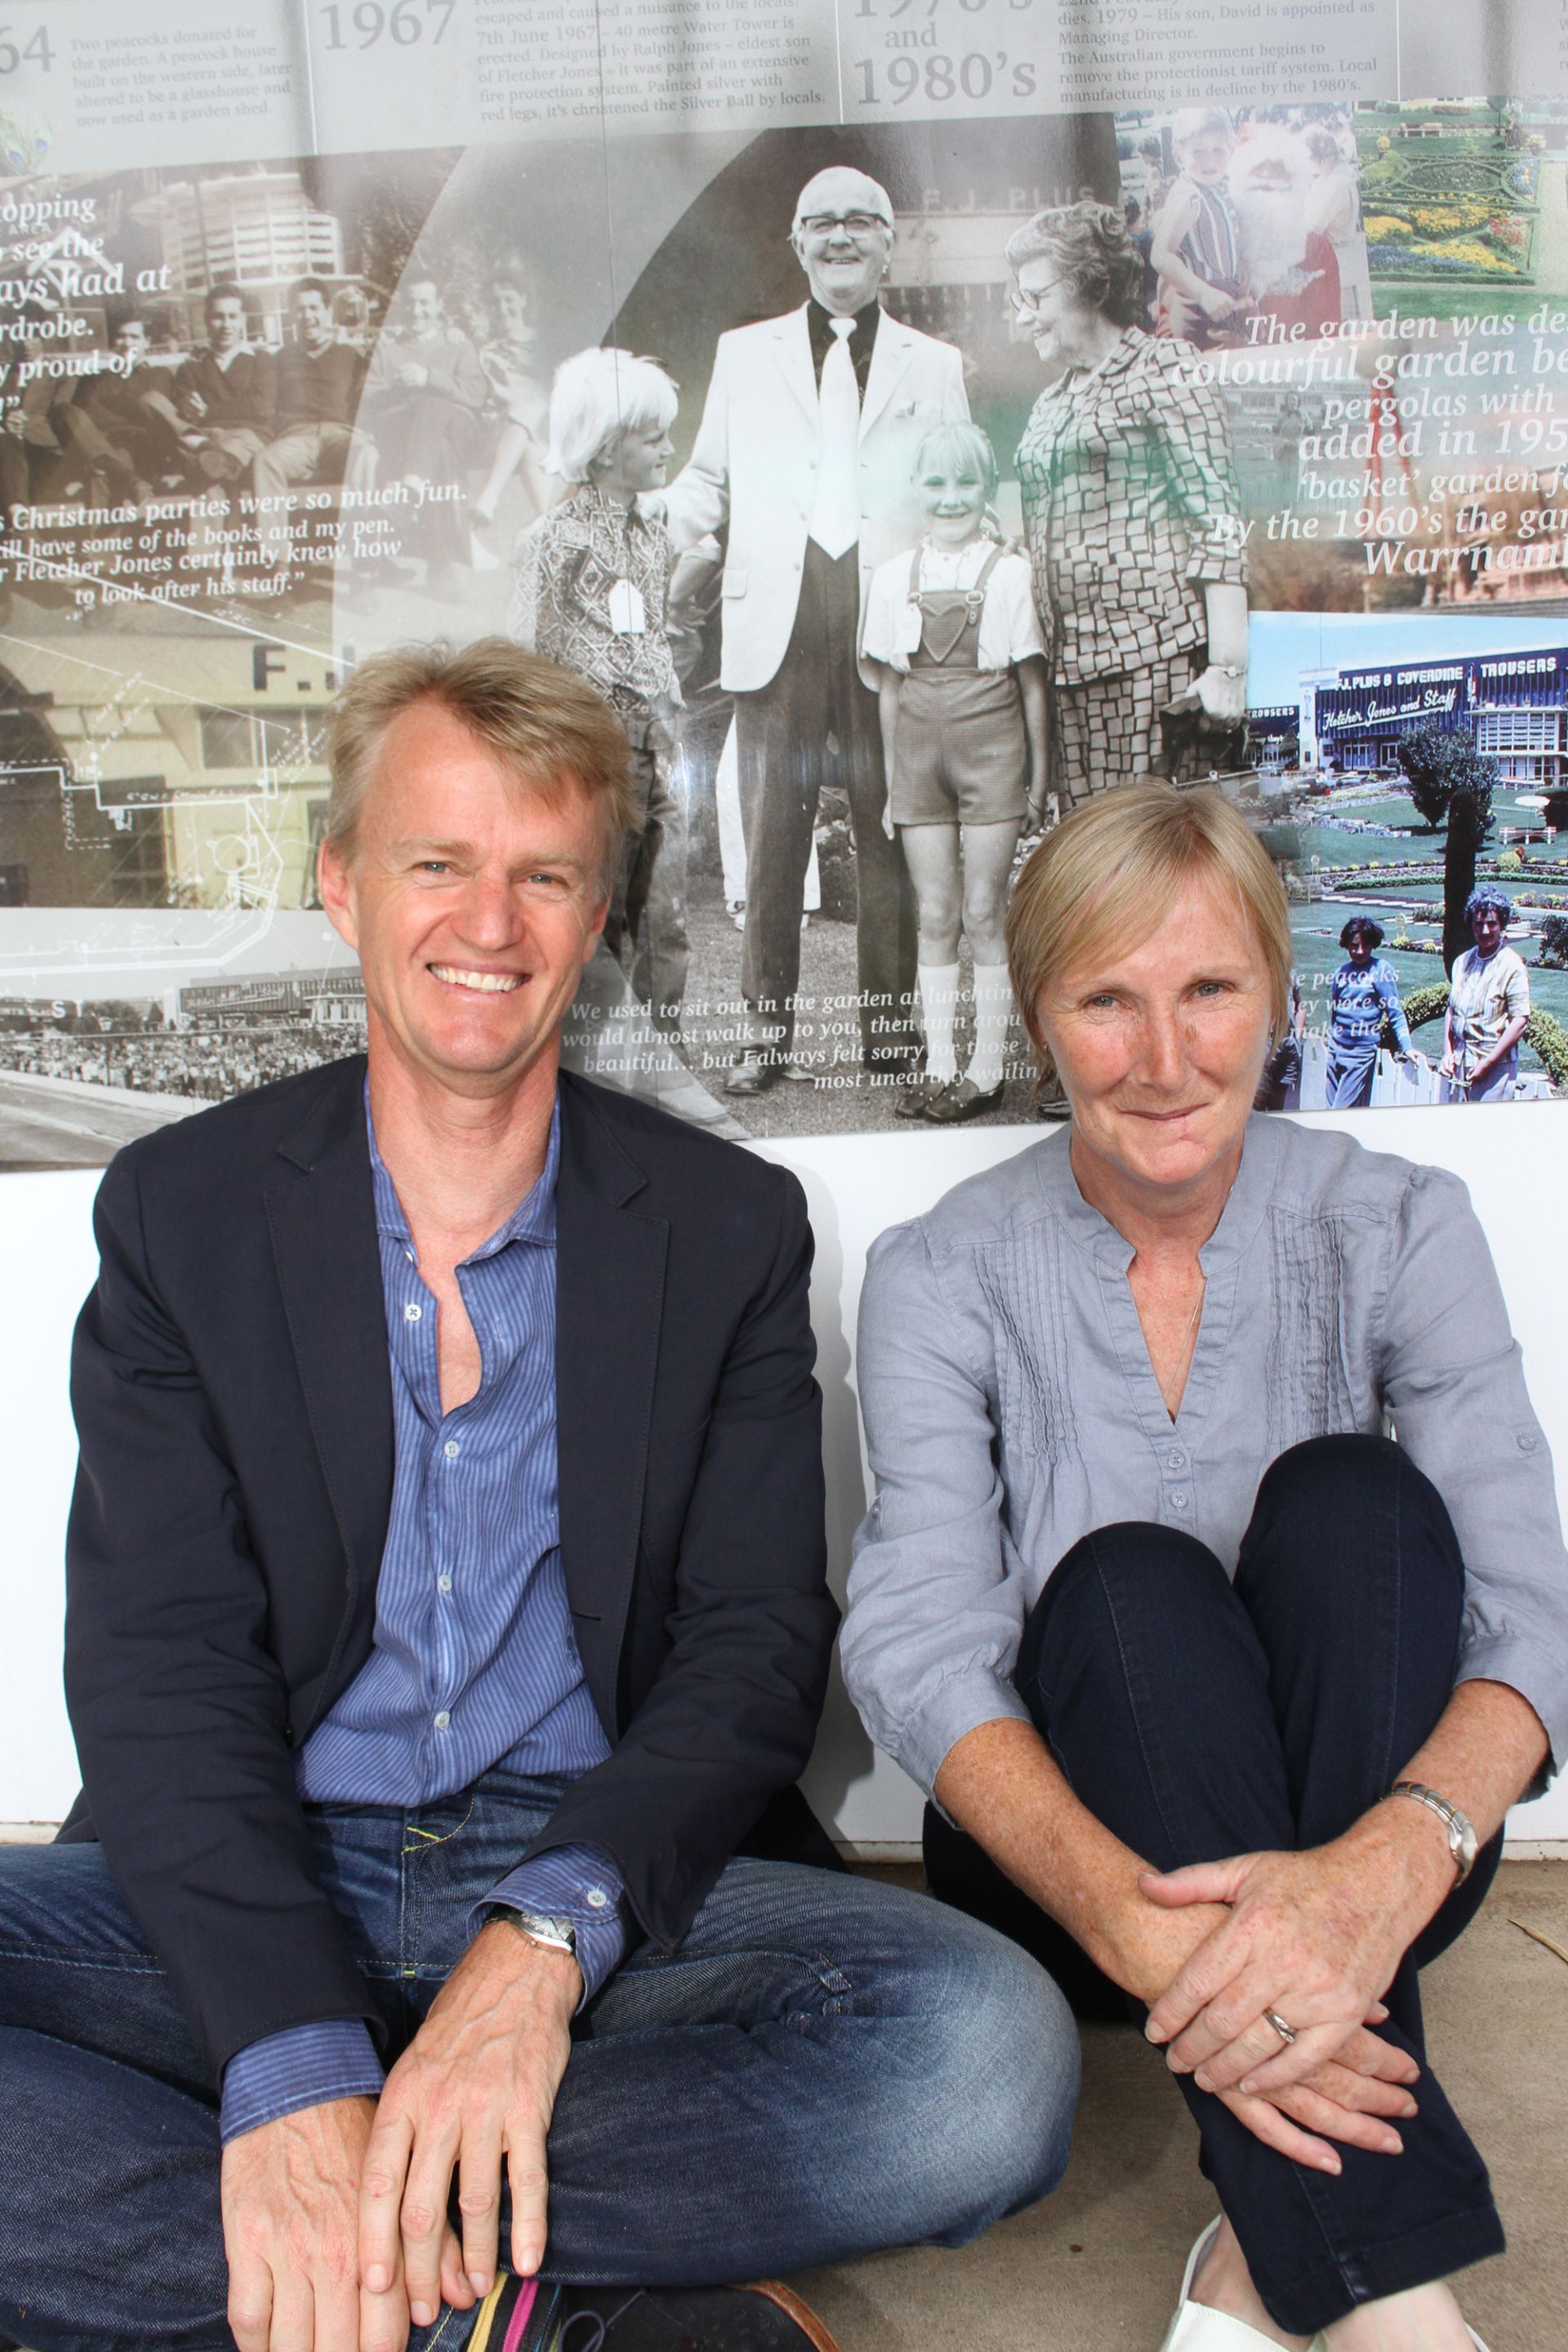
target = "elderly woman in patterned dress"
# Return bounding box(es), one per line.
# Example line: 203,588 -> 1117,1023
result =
1009,203 -> 1250,809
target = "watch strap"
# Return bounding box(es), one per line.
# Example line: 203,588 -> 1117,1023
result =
1386,1780 -> 1477,1884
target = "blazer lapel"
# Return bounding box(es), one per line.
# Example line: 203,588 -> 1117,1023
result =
265,1061 -> 395,1619
861,313 -> 914,437
770,304 -> 819,431
555,1075 -> 668,1736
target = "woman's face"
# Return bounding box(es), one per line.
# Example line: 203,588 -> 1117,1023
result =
1036,871 -> 1274,1196
1472,903 -> 1505,955
1344,927 -> 1374,967
1012,256 -> 1101,370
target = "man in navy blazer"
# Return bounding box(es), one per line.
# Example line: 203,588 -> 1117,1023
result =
0,639 -> 1076,2352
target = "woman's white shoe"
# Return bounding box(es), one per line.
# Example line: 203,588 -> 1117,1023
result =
1160,2221 -> 1490,2352
1159,2221 -> 1304,2352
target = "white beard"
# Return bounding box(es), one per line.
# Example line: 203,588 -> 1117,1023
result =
1236,188 -> 1318,300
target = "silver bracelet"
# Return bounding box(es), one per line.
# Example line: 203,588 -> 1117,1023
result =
1385,1781 -> 1478,1885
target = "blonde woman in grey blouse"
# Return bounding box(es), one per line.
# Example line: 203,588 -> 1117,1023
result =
843,781 -> 1565,2352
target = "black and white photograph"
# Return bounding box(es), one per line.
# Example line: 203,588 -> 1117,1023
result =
6,95 -> 1568,1162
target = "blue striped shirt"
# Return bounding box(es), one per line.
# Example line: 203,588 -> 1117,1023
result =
220,1094 -> 626,2141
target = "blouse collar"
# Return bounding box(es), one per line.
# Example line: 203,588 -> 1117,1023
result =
1035,1111 -> 1281,1273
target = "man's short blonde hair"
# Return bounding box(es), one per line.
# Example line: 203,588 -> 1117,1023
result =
1004,780 -> 1293,1080
323,638 -> 635,883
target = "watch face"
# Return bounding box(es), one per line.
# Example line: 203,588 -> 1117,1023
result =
517,1910 -> 577,1949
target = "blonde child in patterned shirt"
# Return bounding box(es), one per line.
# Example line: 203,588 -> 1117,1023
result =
510,348 -> 688,1034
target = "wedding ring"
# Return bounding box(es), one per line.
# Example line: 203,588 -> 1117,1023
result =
1263,2007 -> 1298,2045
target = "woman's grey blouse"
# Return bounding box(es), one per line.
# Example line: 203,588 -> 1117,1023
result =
842,1115 -> 1567,1801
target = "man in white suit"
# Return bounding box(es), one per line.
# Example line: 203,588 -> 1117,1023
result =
666,167 -> 969,1093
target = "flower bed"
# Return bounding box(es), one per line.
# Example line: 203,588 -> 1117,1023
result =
1356,109 -> 1541,284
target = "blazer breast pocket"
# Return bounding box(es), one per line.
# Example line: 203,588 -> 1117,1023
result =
722,568 -> 748,598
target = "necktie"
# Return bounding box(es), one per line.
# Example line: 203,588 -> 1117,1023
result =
808,315 -> 860,560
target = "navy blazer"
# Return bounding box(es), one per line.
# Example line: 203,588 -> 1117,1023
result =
61,1059 -> 835,2080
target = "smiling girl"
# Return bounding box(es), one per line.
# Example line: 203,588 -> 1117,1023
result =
862,422 -> 1049,1124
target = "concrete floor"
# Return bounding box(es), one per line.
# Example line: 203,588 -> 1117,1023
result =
786,1863 -> 1568,2352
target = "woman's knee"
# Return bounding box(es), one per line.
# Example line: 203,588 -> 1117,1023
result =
1254,1432 -> 1402,1518
1245,1435 -> 1462,1607
1018,1521 -> 1230,1698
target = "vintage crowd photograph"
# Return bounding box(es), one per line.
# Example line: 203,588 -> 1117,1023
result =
3,101 -> 1568,1165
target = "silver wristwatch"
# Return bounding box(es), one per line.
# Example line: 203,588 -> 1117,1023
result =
1209,662 -> 1244,680
1386,1782 -> 1478,1884
495,1907 -> 577,1957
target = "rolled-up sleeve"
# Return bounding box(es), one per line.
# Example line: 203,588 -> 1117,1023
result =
841,1220 -> 1032,1797
1381,1165 -> 1568,1784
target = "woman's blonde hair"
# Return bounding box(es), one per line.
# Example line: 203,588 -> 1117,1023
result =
1004,780 -> 1293,1080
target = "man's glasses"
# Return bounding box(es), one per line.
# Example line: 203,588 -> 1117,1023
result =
797,212 -> 889,240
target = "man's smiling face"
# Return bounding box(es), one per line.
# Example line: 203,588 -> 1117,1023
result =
318,698 -> 608,1097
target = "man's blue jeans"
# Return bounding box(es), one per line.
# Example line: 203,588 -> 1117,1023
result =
0,1775 -> 1078,2352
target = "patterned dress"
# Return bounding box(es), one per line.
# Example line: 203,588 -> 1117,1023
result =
1014,327 -> 1248,807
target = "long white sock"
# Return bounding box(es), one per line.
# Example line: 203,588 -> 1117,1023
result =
917,961 -> 961,1084
968,962 -> 1014,1092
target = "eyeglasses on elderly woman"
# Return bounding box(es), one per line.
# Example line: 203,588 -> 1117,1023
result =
1008,278 -> 1071,319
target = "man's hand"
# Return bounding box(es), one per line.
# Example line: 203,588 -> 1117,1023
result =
1139,1823 -> 1455,2098
359,1922 -> 580,2326
224,2094 -> 416,2352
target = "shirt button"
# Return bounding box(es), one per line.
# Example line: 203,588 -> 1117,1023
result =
586,1887 -> 610,1909
437,1573 -> 452,1593
1167,1450 -> 1187,1470
433,1709 -> 451,1730
1171,1492 -> 1188,1510
444,1439 -> 461,1459
404,1303 -> 422,1321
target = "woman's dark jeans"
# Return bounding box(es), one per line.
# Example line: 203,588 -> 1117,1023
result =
925,1434 -> 1504,2335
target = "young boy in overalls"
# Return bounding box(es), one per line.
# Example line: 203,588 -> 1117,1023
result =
862,421 -> 1048,1124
